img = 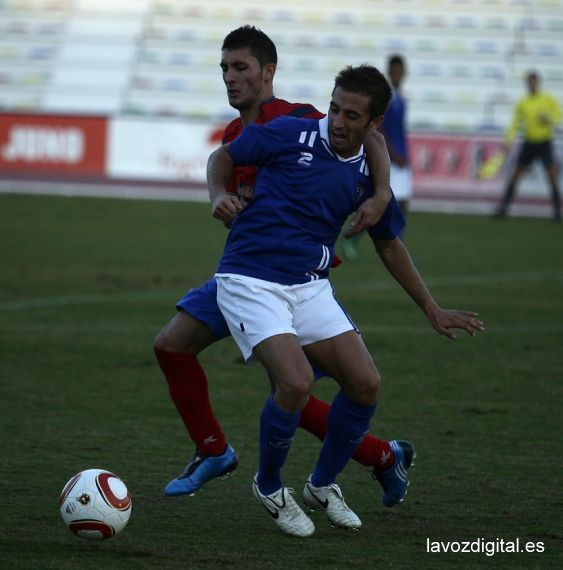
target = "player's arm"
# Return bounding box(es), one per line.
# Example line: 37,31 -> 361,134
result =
371,236 -> 485,339
503,101 -> 523,148
207,144 -> 243,225
545,95 -> 562,127
344,129 -> 392,237
209,120 -> 281,225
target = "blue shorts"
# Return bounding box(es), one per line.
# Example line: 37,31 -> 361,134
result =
176,277 -> 327,380
176,278 -> 231,340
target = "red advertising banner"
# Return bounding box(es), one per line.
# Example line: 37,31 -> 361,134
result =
410,133 -> 505,196
0,113 -> 107,176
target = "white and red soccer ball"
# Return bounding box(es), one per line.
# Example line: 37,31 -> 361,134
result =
60,469 -> 132,540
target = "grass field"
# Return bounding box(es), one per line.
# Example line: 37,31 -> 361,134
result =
1,193 -> 562,569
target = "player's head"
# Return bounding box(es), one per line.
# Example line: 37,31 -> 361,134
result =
328,64 -> 392,158
526,70 -> 539,94
387,54 -> 406,89
221,26 -> 277,112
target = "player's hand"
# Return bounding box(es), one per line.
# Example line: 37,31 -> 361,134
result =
428,309 -> 485,340
211,194 -> 244,225
343,193 -> 391,238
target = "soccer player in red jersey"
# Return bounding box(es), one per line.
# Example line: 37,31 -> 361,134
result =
154,26 -> 414,506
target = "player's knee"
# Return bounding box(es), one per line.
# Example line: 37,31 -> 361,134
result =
153,328 -> 192,354
354,369 -> 381,406
370,370 -> 381,401
154,315 -> 210,354
276,370 -> 315,409
154,328 -> 176,353
290,375 -> 315,399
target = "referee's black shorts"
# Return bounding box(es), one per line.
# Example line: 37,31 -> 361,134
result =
517,140 -> 555,168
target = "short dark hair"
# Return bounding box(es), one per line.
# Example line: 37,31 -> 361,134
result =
388,54 -> 405,72
222,25 -> 278,68
333,64 -> 392,118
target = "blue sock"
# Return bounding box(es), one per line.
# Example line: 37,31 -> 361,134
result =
311,391 -> 376,487
257,395 -> 301,495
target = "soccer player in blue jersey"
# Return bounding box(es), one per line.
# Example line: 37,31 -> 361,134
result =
381,55 -> 412,217
209,64 -> 485,537
153,26 -> 414,505
342,54 -> 411,260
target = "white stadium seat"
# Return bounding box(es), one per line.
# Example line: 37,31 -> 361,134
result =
0,0 -> 561,131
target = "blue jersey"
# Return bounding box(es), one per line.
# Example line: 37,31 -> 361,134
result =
381,88 -> 408,162
216,116 -> 405,285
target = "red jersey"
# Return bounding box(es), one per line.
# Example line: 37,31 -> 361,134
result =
222,97 -> 324,200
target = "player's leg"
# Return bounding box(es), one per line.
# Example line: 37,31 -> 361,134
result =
253,334 -> 314,492
541,142 -> 561,220
154,310 -> 229,456
252,335 -> 316,537
496,144 -> 531,217
301,392 -> 406,469
300,393 -> 415,505
154,279 -> 237,496
496,166 -> 524,216
301,331 -> 376,529
547,164 -> 561,221
296,282 -> 413,508
289,282 -> 373,527
216,275 -> 315,537
304,330 -> 379,475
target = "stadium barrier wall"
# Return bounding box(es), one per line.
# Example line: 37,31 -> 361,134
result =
1,112 -> 561,206
0,112 -> 107,177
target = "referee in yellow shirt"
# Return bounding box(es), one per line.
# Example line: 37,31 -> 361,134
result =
495,71 -> 562,221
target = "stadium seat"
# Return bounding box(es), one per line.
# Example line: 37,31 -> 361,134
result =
0,0 -> 561,131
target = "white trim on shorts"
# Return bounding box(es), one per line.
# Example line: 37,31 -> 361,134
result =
215,273 -> 357,361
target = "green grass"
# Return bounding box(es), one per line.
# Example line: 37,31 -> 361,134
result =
1,194 -> 562,569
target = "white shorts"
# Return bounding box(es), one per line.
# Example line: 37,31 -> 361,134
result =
216,274 -> 357,361
390,164 -> 412,201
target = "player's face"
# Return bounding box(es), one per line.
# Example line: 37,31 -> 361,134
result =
327,87 -> 380,158
220,48 -> 270,111
389,62 -> 405,89
527,74 -> 538,94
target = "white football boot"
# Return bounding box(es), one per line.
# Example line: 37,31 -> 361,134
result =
252,476 -> 315,538
303,475 -> 362,530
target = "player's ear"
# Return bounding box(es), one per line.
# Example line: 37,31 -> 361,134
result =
262,63 -> 276,82
372,115 -> 384,129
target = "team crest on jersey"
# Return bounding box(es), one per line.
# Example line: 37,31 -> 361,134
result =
356,182 -> 366,200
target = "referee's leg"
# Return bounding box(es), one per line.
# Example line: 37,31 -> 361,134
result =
543,144 -> 561,220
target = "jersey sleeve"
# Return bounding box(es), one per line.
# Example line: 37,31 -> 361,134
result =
227,117 -> 290,167
367,192 -> 406,240
548,94 -> 562,126
504,99 -> 524,144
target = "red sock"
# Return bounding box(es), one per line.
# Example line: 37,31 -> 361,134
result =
154,348 -> 227,456
300,394 -> 394,470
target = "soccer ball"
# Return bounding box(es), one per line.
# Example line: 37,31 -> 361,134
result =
60,469 -> 132,540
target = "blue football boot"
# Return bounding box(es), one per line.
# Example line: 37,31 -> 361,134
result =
373,440 -> 416,507
164,444 -> 238,497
